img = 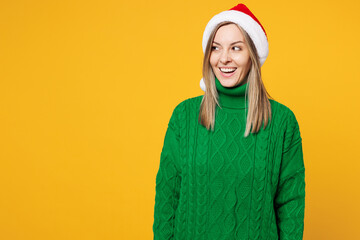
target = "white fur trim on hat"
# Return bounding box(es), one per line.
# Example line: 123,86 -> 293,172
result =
200,77 -> 206,91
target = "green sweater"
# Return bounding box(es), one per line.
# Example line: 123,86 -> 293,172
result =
153,76 -> 306,240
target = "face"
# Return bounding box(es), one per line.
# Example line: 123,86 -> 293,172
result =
210,23 -> 251,88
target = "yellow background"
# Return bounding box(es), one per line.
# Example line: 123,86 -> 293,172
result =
1,0 -> 359,239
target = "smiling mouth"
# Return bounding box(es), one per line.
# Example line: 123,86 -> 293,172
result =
218,68 -> 237,78
219,67 -> 237,73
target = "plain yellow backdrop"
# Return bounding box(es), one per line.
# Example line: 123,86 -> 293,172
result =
1,0 -> 359,239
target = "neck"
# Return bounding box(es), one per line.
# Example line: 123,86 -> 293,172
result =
215,75 -> 248,110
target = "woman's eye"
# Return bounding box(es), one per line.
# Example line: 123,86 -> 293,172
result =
211,46 -> 241,51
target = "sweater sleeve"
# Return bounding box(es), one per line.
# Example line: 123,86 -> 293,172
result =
274,110 -> 306,240
153,105 -> 182,240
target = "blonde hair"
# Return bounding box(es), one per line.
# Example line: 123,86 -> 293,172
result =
199,21 -> 273,137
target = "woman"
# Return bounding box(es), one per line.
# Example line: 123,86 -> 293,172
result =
153,3 -> 305,240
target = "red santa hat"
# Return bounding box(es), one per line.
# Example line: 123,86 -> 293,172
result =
200,3 -> 269,92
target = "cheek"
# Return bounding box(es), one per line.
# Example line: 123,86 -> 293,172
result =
209,55 -> 217,67
233,55 -> 250,65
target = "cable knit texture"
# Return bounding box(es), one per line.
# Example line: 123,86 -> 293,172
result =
153,76 -> 306,240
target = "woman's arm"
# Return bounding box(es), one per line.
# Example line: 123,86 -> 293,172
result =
274,109 -> 306,240
153,105 -> 182,240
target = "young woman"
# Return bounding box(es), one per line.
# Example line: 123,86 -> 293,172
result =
153,3 -> 305,240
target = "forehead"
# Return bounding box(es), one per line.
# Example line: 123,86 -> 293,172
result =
213,24 -> 245,42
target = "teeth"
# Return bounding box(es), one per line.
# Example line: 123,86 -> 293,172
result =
220,68 -> 236,73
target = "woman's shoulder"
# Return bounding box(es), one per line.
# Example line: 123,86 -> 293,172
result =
269,98 -> 295,115
269,98 -> 301,132
169,95 -> 203,119
173,95 -> 204,111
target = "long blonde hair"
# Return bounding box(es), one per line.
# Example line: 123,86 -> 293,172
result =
199,21 -> 273,137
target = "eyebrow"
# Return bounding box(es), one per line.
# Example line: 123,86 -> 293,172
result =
213,41 -> 244,45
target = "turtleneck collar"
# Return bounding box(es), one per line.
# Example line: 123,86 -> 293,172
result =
215,75 -> 249,110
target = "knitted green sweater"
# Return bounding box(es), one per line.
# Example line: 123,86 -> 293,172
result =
153,77 -> 306,240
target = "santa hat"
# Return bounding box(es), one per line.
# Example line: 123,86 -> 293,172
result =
200,3 -> 269,92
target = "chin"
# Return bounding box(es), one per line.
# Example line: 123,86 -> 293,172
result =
218,76 -> 240,88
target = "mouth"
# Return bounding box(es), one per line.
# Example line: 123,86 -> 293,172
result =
219,67 -> 237,77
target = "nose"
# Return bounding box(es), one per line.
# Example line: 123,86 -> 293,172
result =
220,50 -> 231,64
